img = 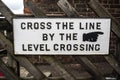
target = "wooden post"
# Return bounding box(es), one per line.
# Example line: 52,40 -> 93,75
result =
88,0 -> 120,76
42,56 -> 76,80
16,61 -> 20,77
117,39 -> 120,62
6,31 -> 14,69
57,0 -> 79,17
88,0 -> 120,39
25,0 -> 46,17
104,55 -> 120,75
0,0 -> 15,24
26,1 -> 76,80
15,56 -> 47,80
0,19 -> 12,31
74,56 -> 105,80
0,1 -> 47,80
0,32 -> 47,80
57,0 -> 105,79
0,58 -> 21,80
7,53 -> 14,68
0,0 -> 17,77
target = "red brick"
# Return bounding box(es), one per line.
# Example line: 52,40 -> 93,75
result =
117,18 -> 120,22
103,4 -> 110,8
79,0 -> 87,3
110,49 -> 116,54
113,0 -> 119,4
99,0 -> 102,3
111,13 -> 120,17
24,7 -> 31,14
67,0 -> 74,4
108,9 -> 115,13
86,12 -> 97,17
33,0 -> 42,2
74,0 -> 79,3
108,0 -> 114,4
115,8 -> 120,13
102,0 -> 108,4
110,4 -> 120,8
75,3 -> 86,9
79,12 -> 87,17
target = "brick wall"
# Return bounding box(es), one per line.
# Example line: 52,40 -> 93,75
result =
24,0 -> 120,63
24,0 -> 120,18
24,0 -> 120,21
99,0 -> 120,21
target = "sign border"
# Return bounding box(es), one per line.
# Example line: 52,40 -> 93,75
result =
13,18 -> 111,55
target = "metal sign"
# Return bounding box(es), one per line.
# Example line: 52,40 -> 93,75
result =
13,18 -> 111,55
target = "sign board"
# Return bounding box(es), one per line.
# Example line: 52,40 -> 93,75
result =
13,18 -> 111,55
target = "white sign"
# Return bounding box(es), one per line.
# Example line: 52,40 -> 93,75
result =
13,18 -> 111,55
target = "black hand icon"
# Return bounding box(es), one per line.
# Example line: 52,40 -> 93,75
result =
83,31 -> 104,42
